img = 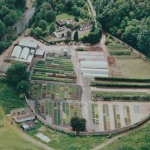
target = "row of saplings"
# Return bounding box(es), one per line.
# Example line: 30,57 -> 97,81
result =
5,61 -> 87,134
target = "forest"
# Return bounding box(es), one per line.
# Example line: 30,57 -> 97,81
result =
0,0 -> 26,53
93,0 -> 150,58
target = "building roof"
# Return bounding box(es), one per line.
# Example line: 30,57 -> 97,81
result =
19,39 -> 38,49
19,47 -> 30,61
21,121 -> 35,130
53,29 -> 68,37
11,46 -> 22,59
11,107 -> 35,123
35,49 -> 45,56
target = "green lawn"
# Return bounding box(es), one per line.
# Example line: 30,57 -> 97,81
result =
0,107 -> 44,150
101,122 -> 150,150
56,13 -> 83,22
116,57 -> 150,78
28,125 -> 107,150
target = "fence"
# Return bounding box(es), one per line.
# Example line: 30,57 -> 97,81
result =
107,33 -> 150,63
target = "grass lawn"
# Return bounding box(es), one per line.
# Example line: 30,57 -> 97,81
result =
116,56 -> 150,78
101,122 -> 150,150
0,107 -> 44,150
28,125 -> 107,150
56,13 -> 83,22
0,80 -> 26,113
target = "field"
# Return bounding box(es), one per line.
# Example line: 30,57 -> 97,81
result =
28,124 -> 107,150
101,122 -> 150,150
0,107 -> 44,150
31,56 -> 76,83
107,38 -> 150,78
116,57 -> 150,78
0,80 -> 26,113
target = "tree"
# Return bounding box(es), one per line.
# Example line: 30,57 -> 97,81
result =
4,10 -> 17,26
38,20 -> 48,30
65,0 -> 74,11
16,80 -> 30,94
44,10 -> 56,23
6,61 -> 29,86
70,117 -> 86,133
49,22 -> 56,34
140,144 -> 150,150
73,31 -> 79,41
137,29 -> 150,55
66,30 -> 72,40
0,20 -> 6,39
32,27 -> 42,37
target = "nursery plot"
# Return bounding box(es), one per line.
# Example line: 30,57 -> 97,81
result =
30,82 -> 82,101
38,100 -> 82,126
102,104 -> 110,130
31,56 -> 76,83
92,104 -> 99,124
113,105 -> 121,129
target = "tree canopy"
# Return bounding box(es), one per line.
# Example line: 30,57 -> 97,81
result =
95,0 -> 150,57
70,117 -> 86,133
6,61 -> 30,86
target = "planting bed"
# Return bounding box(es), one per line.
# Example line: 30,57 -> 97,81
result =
31,56 -> 76,83
30,82 -> 82,100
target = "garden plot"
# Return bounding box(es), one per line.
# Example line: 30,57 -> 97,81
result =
90,102 -> 150,132
37,100 -> 82,126
78,51 -> 109,77
30,82 -> 82,101
31,56 -> 76,83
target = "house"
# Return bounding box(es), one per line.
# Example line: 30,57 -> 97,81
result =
79,21 -> 92,31
11,107 -> 35,123
21,121 -> 36,131
56,19 -> 77,29
53,29 -> 69,38
0,63 -> 11,76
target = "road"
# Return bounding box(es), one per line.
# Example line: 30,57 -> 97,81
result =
87,0 -> 97,27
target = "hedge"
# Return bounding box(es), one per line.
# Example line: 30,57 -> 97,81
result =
109,50 -> 131,55
95,77 -> 150,83
92,91 -> 150,101
91,82 -> 150,88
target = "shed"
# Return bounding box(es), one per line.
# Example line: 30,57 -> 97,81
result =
79,21 -> 92,31
35,49 -> 45,58
21,121 -> 35,131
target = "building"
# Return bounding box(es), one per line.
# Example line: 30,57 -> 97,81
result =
56,19 -> 76,28
79,21 -> 92,31
35,49 -> 45,58
11,107 -> 35,123
21,121 -> 36,131
0,63 -> 11,76
53,29 -> 69,38
19,39 -> 38,49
